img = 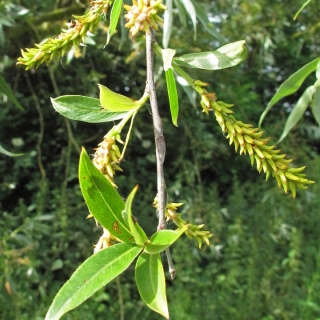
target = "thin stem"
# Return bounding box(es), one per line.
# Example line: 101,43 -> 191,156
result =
146,30 -> 166,231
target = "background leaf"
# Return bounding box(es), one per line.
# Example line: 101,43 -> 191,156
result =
45,243 -> 141,320
144,228 -> 187,254
79,148 -> 133,242
173,40 -> 247,70
51,95 -> 129,123
259,57 -> 320,126
278,86 -> 316,143
178,0 -> 196,39
311,86 -> 320,127
106,0 -> 123,45
0,144 -> 23,157
0,73 -> 23,110
162,0 -> 173,48
135,252 -> 169,319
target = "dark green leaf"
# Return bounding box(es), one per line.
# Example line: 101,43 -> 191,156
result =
278,86 -> 316,143
144,228 -> 187,254
79,148 -> 133,242
173,40 -> 247,70
259,57 -> 320,126
107,0 -> 123,45
0,73 -> 23,110
51,95 -> 129,123
45,243 -> 141,320
311,86 -> 320,127
135,252 -> 169,319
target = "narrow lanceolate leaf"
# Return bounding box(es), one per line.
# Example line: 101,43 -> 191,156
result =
144,227 -> 187,254
123,186 -> 146,246
162,0 -> 173,48
99,84 -> 140,112
51,95 -> 129,123
311,86 -> 320,127
79,148 -> 133,242
178,0 -> 196,39
173,40 -> 247,70
135,253 -> 169,319
106,0 -> 123,45
0,144 -> 23,157
0,74 -> 23,110
165,69 -> 179,126
45,243 -> 141,320
190,0 -> 225,43
259,57 -> 320,126
278,86 -> 316,143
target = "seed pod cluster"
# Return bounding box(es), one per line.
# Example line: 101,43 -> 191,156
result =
153,199 -> 213,248
124,0 -> 166,36
92,132 -> 123,187
17,0 -> 111,70
195,81 -> 315,198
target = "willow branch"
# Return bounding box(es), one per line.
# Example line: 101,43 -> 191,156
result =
146,30 -> 166,231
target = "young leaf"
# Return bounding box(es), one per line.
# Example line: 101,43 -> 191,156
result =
144,227 -> 187,254
0,144 -> 23,157
173,40 -> 247,70
51,95 -> 129,123
106,0 -> 123,45
135,252 -> 169,319
311,86 -> 320,127
79,148 -> 133,242
99,84 -> 140,112
123,185 -> 146,246
45,243 -> 141,320
259,57 -> 320,127
278,85 -> 316,143
0,74 -> 23,110
162,0 -> 173,48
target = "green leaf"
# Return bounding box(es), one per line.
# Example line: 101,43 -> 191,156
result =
51,95 -> 129,123
259,57 -> 320,127
45,243 -> 141,320
135,252 -> 169,319
123,185 -> 146,246
278,86 -> 316,143
165,69 -> 179,126
144,228 -> 187,254
162,0 -> 173,48
99,84 -> 141,112
173,40 -> 247,70
316,60 -> 320,80
190,0 -> 225,43
178,0 -> 196,39
0,73 -> 23,110
311,86 -> 320,127
79,148 -> 133,242
106,0 -> 123,45
173,0 -> 187,27
0,144 -> 23,157
293,0 -> 312,20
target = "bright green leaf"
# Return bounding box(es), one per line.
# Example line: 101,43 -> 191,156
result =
173,40 -> 247,70
278,86 -> 316,143
311,86 -> 320,127
144,228 -> 187,254
293,0 -> 312,20
135,252 -> 169,319
165,68 -> 179,126
99,84 -> 141,112
45,243 -> 141,320
106,0 -> 123,45
259,57 -> 320,127
123,185 -> 146,246
0,74 -> 23,110
0,144 -> 23,157
79,148 -> 133,242
162,0 -> 173,48
51,95 -> 129,123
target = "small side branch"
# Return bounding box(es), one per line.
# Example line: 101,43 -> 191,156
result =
145,30 -> 167,231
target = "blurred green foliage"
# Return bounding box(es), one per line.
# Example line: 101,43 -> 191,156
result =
1,0 -> 320,319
